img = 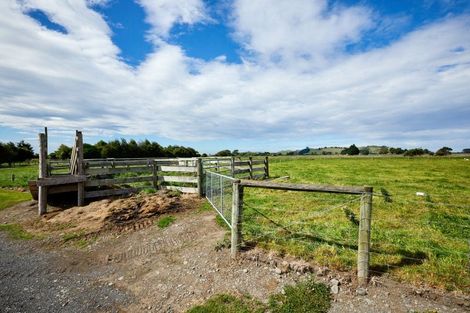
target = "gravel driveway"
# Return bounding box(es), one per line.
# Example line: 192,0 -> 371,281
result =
0,233 -> 132,313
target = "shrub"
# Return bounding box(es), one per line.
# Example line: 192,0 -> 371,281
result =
435,147 -> 452,156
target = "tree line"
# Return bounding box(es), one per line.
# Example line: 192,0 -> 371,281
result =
340,144 -> 453,156
50,139 -> 200,160
0,141 -> 35,166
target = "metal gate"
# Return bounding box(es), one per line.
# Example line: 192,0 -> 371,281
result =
205,171 -> 236,228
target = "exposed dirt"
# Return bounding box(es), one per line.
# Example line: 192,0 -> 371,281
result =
0,193 -> 469,312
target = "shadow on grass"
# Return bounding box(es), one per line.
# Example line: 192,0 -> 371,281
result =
243,229 -> 428,275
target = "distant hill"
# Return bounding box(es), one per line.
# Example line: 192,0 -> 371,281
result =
279,145 -> 395,156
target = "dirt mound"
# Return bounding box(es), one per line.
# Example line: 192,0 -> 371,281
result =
45,191 -> 201,234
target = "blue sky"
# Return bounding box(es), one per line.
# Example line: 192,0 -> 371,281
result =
0,0 -> 469,154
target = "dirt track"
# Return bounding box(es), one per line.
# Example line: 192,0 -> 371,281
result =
0,194 -> 469,312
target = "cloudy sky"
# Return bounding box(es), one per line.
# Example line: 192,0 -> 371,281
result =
0,0 -> 469,153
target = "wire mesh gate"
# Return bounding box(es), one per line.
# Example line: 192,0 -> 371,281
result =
205,171 -> 237,228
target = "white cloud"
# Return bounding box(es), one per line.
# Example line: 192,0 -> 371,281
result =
231,0 -> 373,67
0,0 -> 469,152
137,0 -> 210,42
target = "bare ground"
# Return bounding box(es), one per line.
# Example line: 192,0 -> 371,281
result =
0,192 -> 469,312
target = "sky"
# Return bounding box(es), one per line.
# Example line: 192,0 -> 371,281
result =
0,0 -> 469,154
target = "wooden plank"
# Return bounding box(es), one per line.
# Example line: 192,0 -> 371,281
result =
358,187 -> 373,287
37,175 -> 87,186
38,133 -> 47,216
49,184 -> 78,194
85,188 -> 142,198
233,161 -> 249,166
158,176 -> 197,183
161,186 -> 198,194
233,168 -> 250,174
264,156 -> 269,178
197,158 -> 203,196
158,166 -> 197,173
86,176 -> 154,187
49,165 -> 70,170
85,166 -> 153,175
203,165 -> 232,170
84,159 -> 154,166
251,167 -> 265,172
239,180 -> 367,194
251,160 -> 264,165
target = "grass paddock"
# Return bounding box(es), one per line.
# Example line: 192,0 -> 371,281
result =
242,156 -> 470,293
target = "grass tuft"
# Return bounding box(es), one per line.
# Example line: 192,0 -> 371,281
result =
269,278 -> 331,313
187,294 -> 265,313
156,215 -> 176,229
0,223 -> 34,240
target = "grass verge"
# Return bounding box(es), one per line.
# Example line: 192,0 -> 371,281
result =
0,164 -> 36,188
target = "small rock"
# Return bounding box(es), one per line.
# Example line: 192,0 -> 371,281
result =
118,276 -> 124,281
275,268 -> 282,275
331,285 -> 340,294
279,261 -> 290,273
356,288 -> 368,296
243,269 -> 248,273
330,278 -> 340,286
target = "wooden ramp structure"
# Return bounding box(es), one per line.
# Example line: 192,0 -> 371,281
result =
29,129 -> 87,215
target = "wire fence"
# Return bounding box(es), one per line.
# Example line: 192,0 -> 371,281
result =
241,192 -> 363,253
205,171 -> 237,228
203,162 -> 469,291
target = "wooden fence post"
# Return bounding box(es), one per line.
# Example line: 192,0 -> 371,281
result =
38,133 -> 47,216
231,181 -> 243,258
357,186 -> 373,287
264,156 -> 269,179
230,156 -> 235,177
76,131 -> 85,206
248,157 -> 253,180
152,160 -> 158,190
197,158 -> 204,197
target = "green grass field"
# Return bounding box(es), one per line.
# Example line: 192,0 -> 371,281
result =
0,165 -> 35,211
0,164 -> 37,187
242,156 -> 470,293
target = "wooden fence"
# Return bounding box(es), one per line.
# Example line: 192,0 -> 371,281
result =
82,158 -> 201,199
202,156 -> 269,179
